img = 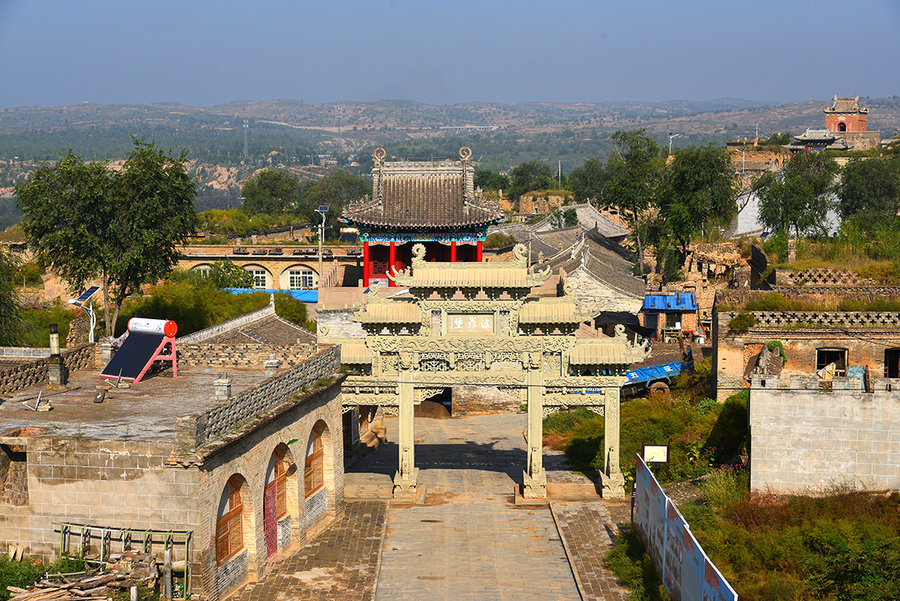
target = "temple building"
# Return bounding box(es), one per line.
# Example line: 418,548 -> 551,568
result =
786,96 -> 880,152
342,147 -> 503,287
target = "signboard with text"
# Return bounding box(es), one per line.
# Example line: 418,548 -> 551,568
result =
447,313 -> 494,335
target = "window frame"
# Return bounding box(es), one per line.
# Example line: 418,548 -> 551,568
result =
304,424 -> 325,498
216,479 -> 243,565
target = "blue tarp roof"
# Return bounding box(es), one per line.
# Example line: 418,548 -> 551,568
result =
224,288 -> 318,303
641,292 -> 697,312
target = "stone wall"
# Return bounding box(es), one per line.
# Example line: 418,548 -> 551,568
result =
177,303 -> 275,343
317,309 -> 365,341
451,386 -> 521,415
749,376 -> 900,493
177,343 -> 316,370
0,344 -> 97,396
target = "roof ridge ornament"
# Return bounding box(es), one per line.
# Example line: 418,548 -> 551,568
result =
459,146 -> 472,161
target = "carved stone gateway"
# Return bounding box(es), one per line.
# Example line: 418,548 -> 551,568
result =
341,243 -> 649,498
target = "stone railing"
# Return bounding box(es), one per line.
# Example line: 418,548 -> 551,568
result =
176,301 -> 275,343
777,267 -> 874,288
751,374 -> 900,391
320,259 -> 342,288
175,344 -> 340,452
750,311 -> 900,330
0,344 -> 97,395
177,343 -> 317,369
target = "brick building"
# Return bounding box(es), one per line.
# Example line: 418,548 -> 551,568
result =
0,319 -> 346,600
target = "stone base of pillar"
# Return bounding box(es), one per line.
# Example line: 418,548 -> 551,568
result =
522,470 -> 547,499
393,467 -> 419,498
599,470 -> 626,498
48,356 -> 68,387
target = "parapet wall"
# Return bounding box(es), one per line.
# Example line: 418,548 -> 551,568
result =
0,344 -> 96,396
177,343 -> 316,369
175,344 -> 341,453
749,376 -> 900,494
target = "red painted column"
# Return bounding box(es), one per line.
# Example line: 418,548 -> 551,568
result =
450,241 -> 457,262
389,241 -> 396,287
363,241 -> 370,287
476,240 -> 483,262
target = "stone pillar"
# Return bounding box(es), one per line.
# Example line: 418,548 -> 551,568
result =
389,241 -> 396,287
48,355 -> 67,387
100,342 -> 115,366
393,367 -> 418,497
788,237 -> 797,263
214,376 -> 232,401
600,387 -> 625,497
363,241 -> 370,287
523,354 -> 546,498
263,356 -> 281,378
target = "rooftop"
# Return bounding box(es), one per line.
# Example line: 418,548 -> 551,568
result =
824,95 -> 868,114
342,148 -> 503,230
0,367 -> 269,442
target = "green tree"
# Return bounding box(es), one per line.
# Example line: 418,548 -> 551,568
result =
602,129 -> 664,273
509,160 -> 554,198
569,157 -> 607,204
754,152 -> 838,238
16,140 -> 198,334
208,260 -> 254,288
659,144 -> 738,259
474,169 -> 510,192
240,169 -> 302,215
0,247 -> 20,345
837,156 -> 900,222
301,171 -> 369,240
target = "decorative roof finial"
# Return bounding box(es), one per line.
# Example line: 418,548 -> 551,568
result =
459,146 -> 472,161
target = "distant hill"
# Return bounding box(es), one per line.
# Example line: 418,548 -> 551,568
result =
1,96 -> 898,229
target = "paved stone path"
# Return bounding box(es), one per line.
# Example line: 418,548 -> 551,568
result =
552,502 -> 630,601
235,500 -> 387,601
234,413 -> 630,600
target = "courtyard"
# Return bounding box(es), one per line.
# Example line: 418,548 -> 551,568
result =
232,411 -> 629,601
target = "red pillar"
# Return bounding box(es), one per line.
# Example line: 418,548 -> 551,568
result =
450,241 -> 457,262
476,240 -> 483,262
389,241 -> 396,287
363,241 -> 370,287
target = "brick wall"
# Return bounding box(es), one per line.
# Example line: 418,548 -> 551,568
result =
749,376 -> 900,493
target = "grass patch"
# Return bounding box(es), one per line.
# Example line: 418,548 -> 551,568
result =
0,555 -> 85,601
604,528 -> 669,601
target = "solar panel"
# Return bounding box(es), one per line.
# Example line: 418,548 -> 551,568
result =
100,332 -> 164,381
75,286 -> 101,303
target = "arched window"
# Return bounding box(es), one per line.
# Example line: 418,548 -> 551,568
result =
838,122 -> 847,132
245,266 -> 269,289
216,477 -> 243,564
305,423 -> 325,497
268,448 -> 288,519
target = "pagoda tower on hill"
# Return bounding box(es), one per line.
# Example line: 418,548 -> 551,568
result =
342,146 -> 503,287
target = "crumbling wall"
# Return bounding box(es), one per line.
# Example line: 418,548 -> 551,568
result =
749,376 -> 900,493
0,344 -> 96,395
177,343 -> 315,369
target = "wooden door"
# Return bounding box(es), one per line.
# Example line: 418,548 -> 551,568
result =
263,483 -> 278,560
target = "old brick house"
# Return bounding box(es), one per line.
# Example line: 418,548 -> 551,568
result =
0,315 -> 345,600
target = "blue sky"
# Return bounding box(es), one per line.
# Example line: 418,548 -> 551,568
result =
0,0 -> 898,108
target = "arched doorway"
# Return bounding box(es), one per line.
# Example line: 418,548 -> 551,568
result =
263,444 -> 297,561
303,420 -> 332,528
838,122 -> 847,132
215,474 -> 256,596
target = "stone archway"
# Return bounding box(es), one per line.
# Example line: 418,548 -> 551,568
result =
342,243 -> 648,499
263,444 -> 298,561
214,474 -> 256,597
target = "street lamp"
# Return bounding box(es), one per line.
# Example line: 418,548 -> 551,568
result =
668,132 -> 682,154
315,205 -> 328,288
67,285 -> 100,343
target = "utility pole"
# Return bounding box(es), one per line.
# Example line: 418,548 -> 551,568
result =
316,205 -> 329,288
243,120 -> 249,163
668,132 -> 682,154
558,160 -> 562,188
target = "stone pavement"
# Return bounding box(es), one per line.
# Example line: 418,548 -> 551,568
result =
233,500 -> 387,601
234,412 -> 630,600
552,502 -> 630,601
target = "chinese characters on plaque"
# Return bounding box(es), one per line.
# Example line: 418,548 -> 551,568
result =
447,313 -> 494,334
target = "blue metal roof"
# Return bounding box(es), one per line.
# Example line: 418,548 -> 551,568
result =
641,292 -> 697,312
224,288 -> 318,303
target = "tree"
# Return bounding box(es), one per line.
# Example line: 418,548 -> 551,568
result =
509,161 -> 554,198
837,156 -> 900,221
16,140 -> 198,334
208,260 -> 254,288
0,247 -> 20,345
241,169 -> 302,215
569,157 -> 607,204
659,145 -> 738,259
474,169 -> 510,193
301,171 -> 369,240
602,129 -> 664,273
754,152 -> 838,238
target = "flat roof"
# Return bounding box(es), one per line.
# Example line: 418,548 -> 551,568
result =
0,367 -> 269,442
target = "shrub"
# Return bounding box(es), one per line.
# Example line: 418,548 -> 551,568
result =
766,340 -> 787,365
15,261 -> 43,287
273,292 -> 314,331
700,466 -> 749,512
728,312 -> 756,333
0,557 -> 44,601
484,232 -> 516,249
18,301 -> 77,347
